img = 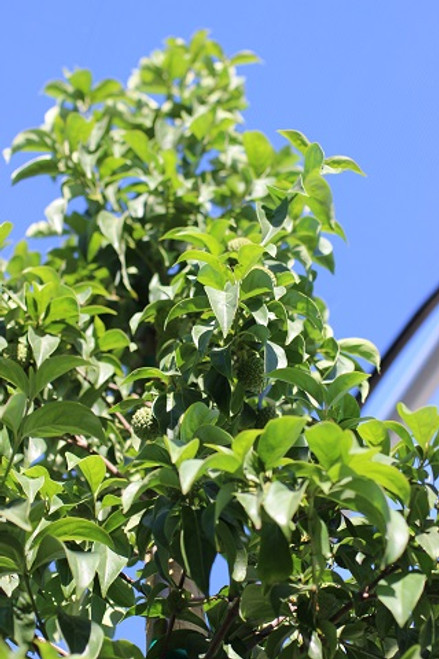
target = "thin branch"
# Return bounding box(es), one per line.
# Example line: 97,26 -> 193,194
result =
330,563 -> 399,624
160,570 -> 187,659
66,434 -> 125,479
33,637 -> 69,657
204,598 -> 240,659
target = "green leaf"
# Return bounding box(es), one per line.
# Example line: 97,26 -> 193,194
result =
27,328 -> 60,368
257,523 -> 292,584
34,356 -> 88,396
0,222 -> 13,248
97,210 -> 125,255
123,129 -> 154,162
350,460 -> 410,505
306,422 -> 351,470
376,572 -> 426,627
240,584 -> 277,623
96,544 -> 129,597
416,527 -> 439,561
324,155 -> 365,176
58,613 -> 103,657
98,329 -> 130,352
243,130 -> 274,176
21,401 -> 104,441
78,455 -> 106,494
230,50 -> 261,65
166,296 -> 211,325
11,155 -> 59,184
304,143 -> 324,176
179,459 -> 206,495
357,419 -> 389,448
326,372 -> 369,407
205,282 -> 239,338
399,648 -> 422,659
64,547 -> 100,597
278,128 -> 311,154
269,367 -> 324,405
0,500 -> 31,531
165,437 -> 199,466
0,357 -> 29,394
280,289 -> 323,330
397,403 -> 439,450
68,68 -> 92,94
32,517 -> 114,548
2,392 -> 27,435
180,507 -> 215,594
263,481 -> 306,536
304,172 -> 334,228
258,416 -> 306,468
383,507 -> 410,566
339,337 -> 380,370
120,367 -> 169,387
180,402 -> 218,442
44,296 -> 79,326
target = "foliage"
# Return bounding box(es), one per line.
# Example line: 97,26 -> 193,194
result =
0,31 -> 438,659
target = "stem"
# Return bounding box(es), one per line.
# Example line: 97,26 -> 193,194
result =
159,570 -> 186,659
33,637 -> 69,657
330,563 -> 399,624
204,598 -> 240,659
66,434 -> 125,478
23,574 -> 48,641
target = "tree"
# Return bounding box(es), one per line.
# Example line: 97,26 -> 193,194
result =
0,31 -> 438,659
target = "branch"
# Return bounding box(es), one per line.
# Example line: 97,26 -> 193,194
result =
159,570 -> 187,659
66,434 -> 125,479
204,598 -> 240,659
33,637 -> 69,657
330,563 -> 399,624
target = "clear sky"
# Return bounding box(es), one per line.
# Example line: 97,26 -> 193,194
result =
2,2 -> 439,649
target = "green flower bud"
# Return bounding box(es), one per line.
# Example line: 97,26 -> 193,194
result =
255,405 -> 278,428
131,407 -> 160,440
227,237 -> 253,252
4,341 -> 30,367
236,353 -> 265,393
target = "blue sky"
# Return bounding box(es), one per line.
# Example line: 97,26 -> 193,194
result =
2,2 -> 439,650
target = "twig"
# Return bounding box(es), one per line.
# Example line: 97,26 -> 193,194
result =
78,371 -> 133,433
160,570 -> 187,659
33,637 -> 69,657
204,598 -> 240,659
66,434 -> 125,479
330,563 -> 399,624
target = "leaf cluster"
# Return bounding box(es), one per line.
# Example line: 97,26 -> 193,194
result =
0,31 -> 438,659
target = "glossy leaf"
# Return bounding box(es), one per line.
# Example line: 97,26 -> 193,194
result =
21,401 -> 104,440
32,517 -> 114,548
376,573 -> 426,627
258,416 -> 306,468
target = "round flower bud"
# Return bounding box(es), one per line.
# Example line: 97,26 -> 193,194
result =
227,237 -> 253,252
5,341 -> 30,367
255,405 -> 278,428
131,407 -> 160,440
236,353 -> 265,393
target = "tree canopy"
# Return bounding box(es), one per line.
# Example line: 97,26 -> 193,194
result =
1,31 -> 438,659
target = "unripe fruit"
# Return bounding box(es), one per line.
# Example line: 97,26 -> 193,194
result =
131,407 -> 160,440
236,353 -> 265,393
255,406 -> 278,428
227,237 -> 253,252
